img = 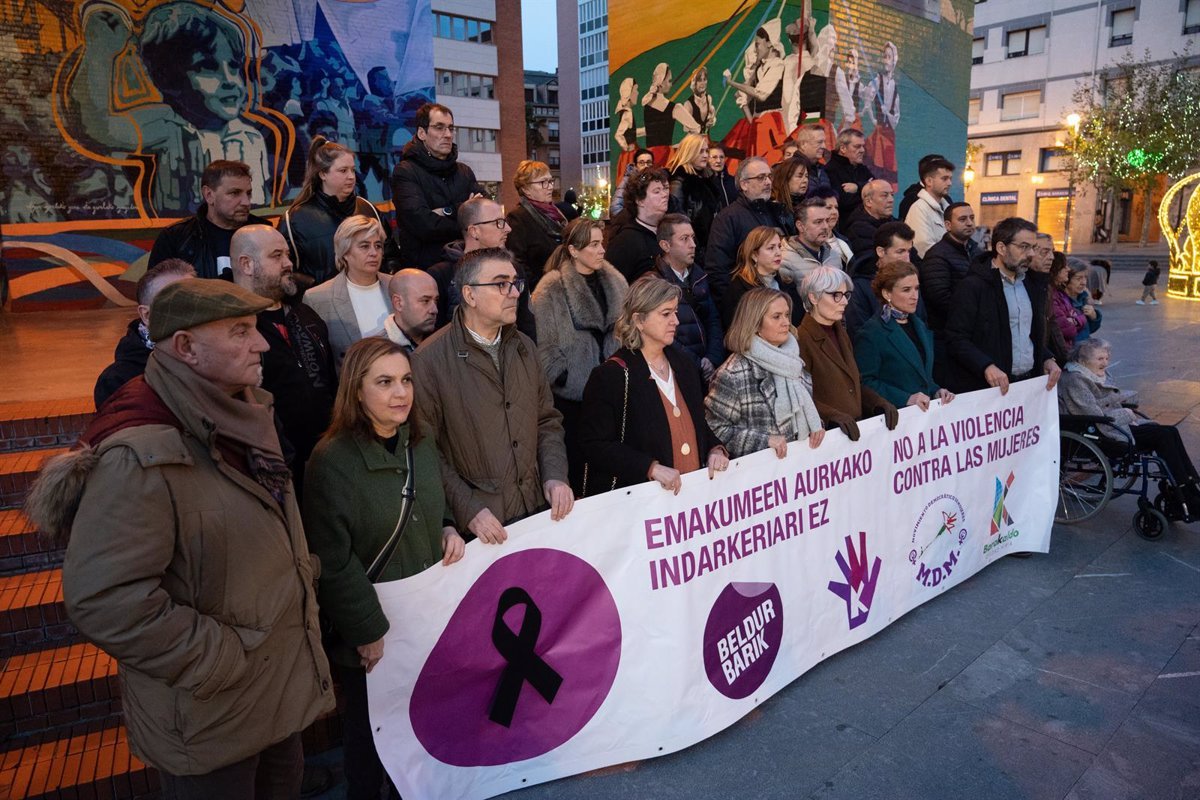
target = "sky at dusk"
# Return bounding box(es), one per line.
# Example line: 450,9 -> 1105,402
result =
522,0 -> 559,73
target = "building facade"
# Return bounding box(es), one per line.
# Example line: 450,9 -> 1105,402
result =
525,70 -> 563,193
433,0 -> 527,210
967,0 -> 1199,249
556,0 -> 610,199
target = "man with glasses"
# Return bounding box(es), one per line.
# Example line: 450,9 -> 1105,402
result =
391,102 -> 484,268
412,248 -> 573,544
944,217 -> 1061,395
706,156 -> 792,300
427,197 -> 536,340
609,148 -> 656,217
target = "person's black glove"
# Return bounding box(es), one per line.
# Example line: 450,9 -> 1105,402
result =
829,416 -> 860,442
877,402 -> 900,431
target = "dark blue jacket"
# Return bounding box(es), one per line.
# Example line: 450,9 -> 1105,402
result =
655,257 -> 724,370
854,314 -> 939,408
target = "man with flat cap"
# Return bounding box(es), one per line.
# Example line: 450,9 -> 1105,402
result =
25,279 -> 335,797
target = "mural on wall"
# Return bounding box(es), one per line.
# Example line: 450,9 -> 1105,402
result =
0,0 -> 432,309
608,0 -> 973,193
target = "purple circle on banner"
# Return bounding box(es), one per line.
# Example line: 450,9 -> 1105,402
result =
702,582 -> 783,699
409,548 -> 621,766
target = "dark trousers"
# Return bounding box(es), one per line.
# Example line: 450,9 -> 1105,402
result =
1133,423 -> 1200,485
159,733 -> 303,800
335,663 -> 400,800
556,396 -> 585,495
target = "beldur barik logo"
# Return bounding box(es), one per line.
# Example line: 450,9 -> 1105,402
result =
985,471 -> 1021,554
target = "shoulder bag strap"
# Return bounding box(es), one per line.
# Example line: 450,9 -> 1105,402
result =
365,445 -> 416,582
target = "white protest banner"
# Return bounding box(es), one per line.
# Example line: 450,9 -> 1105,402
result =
369,379 -> 1059,800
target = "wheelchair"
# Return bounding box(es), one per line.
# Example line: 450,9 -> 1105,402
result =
1056,412 -> 1195,540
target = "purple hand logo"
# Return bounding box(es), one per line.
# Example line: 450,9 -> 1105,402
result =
826,531 -> 881,629
409,549 -> 621,767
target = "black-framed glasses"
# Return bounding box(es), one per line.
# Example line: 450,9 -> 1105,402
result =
466,278 -> 526,295
530,177 -> 557,189
824,290 -> 854,302
472,217 -> 509,230
743,173 -> 773,183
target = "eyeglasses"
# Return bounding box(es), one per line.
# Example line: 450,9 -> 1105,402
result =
743,173 -> 773,183
472,217 -> 509,230
530,178 -> 557,189
426,123 -> 456,134
824,290 -> 854,303
1003,241 -> 1035,252
466,278 -> 526,296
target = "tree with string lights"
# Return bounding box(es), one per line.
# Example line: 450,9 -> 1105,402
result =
1066,49 -> 1200,246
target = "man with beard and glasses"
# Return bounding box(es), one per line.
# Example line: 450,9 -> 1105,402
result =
943,217 -> 1060,395
231,225 -> 336,488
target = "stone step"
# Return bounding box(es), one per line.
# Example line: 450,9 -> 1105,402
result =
0,642 -> 119,741
0,511 -> 63,578
0,569 -> 75,656
0,400 -> 93,455
0,449 -> 70,512
0,719 -> 157,799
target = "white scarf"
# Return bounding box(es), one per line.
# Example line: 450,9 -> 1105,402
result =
744,335 -> 823,438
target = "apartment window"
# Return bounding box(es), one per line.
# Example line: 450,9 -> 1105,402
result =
985,151 -> 1022,177
456,127 -> 498,152
434,12 -> 493,44
972,38 -> 985,65
1187,0 -> 1200,34
1039,147 -> 1068,172
1000,89 -> 1041,121
968,97 -> 981,125
436,70 -> 494,99
1110,8 -> 1134,47
548,122 -> 560,142
1006,26 -> 1046,58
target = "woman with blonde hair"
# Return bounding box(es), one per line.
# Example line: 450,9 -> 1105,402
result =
666,133 -> 720,267
283,136 -> 392,285
531,217 -> 628,491
579,275 -> 728,494
706,287 -> 825,459
303,336 -> 465,800
506,159 -> 566,290
719,226 -> 805,329
303,214 -> 392,373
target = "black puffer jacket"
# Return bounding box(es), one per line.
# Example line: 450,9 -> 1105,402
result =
705,195 -> 792,301
943,254 -> 1052,393
148,204 -> 266,279
93,319 -> 151,409
654,257 -> 724,371
918,233 -> 976,332
282,192 -> 389,285
605,211 -> 662,282
669,168 -> 721,265
841,206 -> 892,255
825,152 -> 875,220
390,141 -> 483,268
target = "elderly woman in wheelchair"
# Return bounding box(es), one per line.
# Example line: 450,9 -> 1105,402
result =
1058,338 -> 1200,532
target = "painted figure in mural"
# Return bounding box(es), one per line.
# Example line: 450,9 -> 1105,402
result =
613,77 -> 641,179
71,3 -> 272,215
641,63 -> 702,165
861,41 -> 901,187
722,20 -> 788,166
358,66 -> 406,200
781,14 -> 818,136
313,71 -> 359,152
833,47 -> 862,133
680,68 -> 717,137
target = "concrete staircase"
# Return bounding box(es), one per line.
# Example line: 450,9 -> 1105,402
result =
0,401 -> 342,799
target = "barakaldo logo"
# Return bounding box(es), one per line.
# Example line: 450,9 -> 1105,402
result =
827,531 -> 881,629
909,494 -> 969,588
702,583 -> 783,699
985,471 -> 1021,554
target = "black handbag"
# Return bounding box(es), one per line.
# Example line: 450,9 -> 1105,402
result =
321,445 -> 416,649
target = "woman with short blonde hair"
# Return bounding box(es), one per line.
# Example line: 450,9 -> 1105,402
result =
580,275 -> 728,494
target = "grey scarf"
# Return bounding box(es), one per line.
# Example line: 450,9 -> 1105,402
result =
744,335 -> 823,438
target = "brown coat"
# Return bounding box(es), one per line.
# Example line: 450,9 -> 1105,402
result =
47,356 -> 334,775
795,314 -> 890,426
411,308 -> 569,527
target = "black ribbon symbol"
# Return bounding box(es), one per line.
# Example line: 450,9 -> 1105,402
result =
487,587 -> 563,727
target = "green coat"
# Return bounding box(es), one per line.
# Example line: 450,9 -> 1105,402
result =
302,425 -> 450,667
854,314 -> 940,408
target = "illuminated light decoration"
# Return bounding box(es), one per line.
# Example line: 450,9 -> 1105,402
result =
1159,172 -> 1200,301
1125,148 -> 1163,171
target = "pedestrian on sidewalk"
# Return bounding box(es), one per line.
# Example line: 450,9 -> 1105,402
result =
1138,260 -> 1161,305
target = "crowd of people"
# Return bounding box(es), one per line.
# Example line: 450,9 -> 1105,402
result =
28,102 -> 1200,798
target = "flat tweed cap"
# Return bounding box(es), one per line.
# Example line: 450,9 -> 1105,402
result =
149,278 -> 272,341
